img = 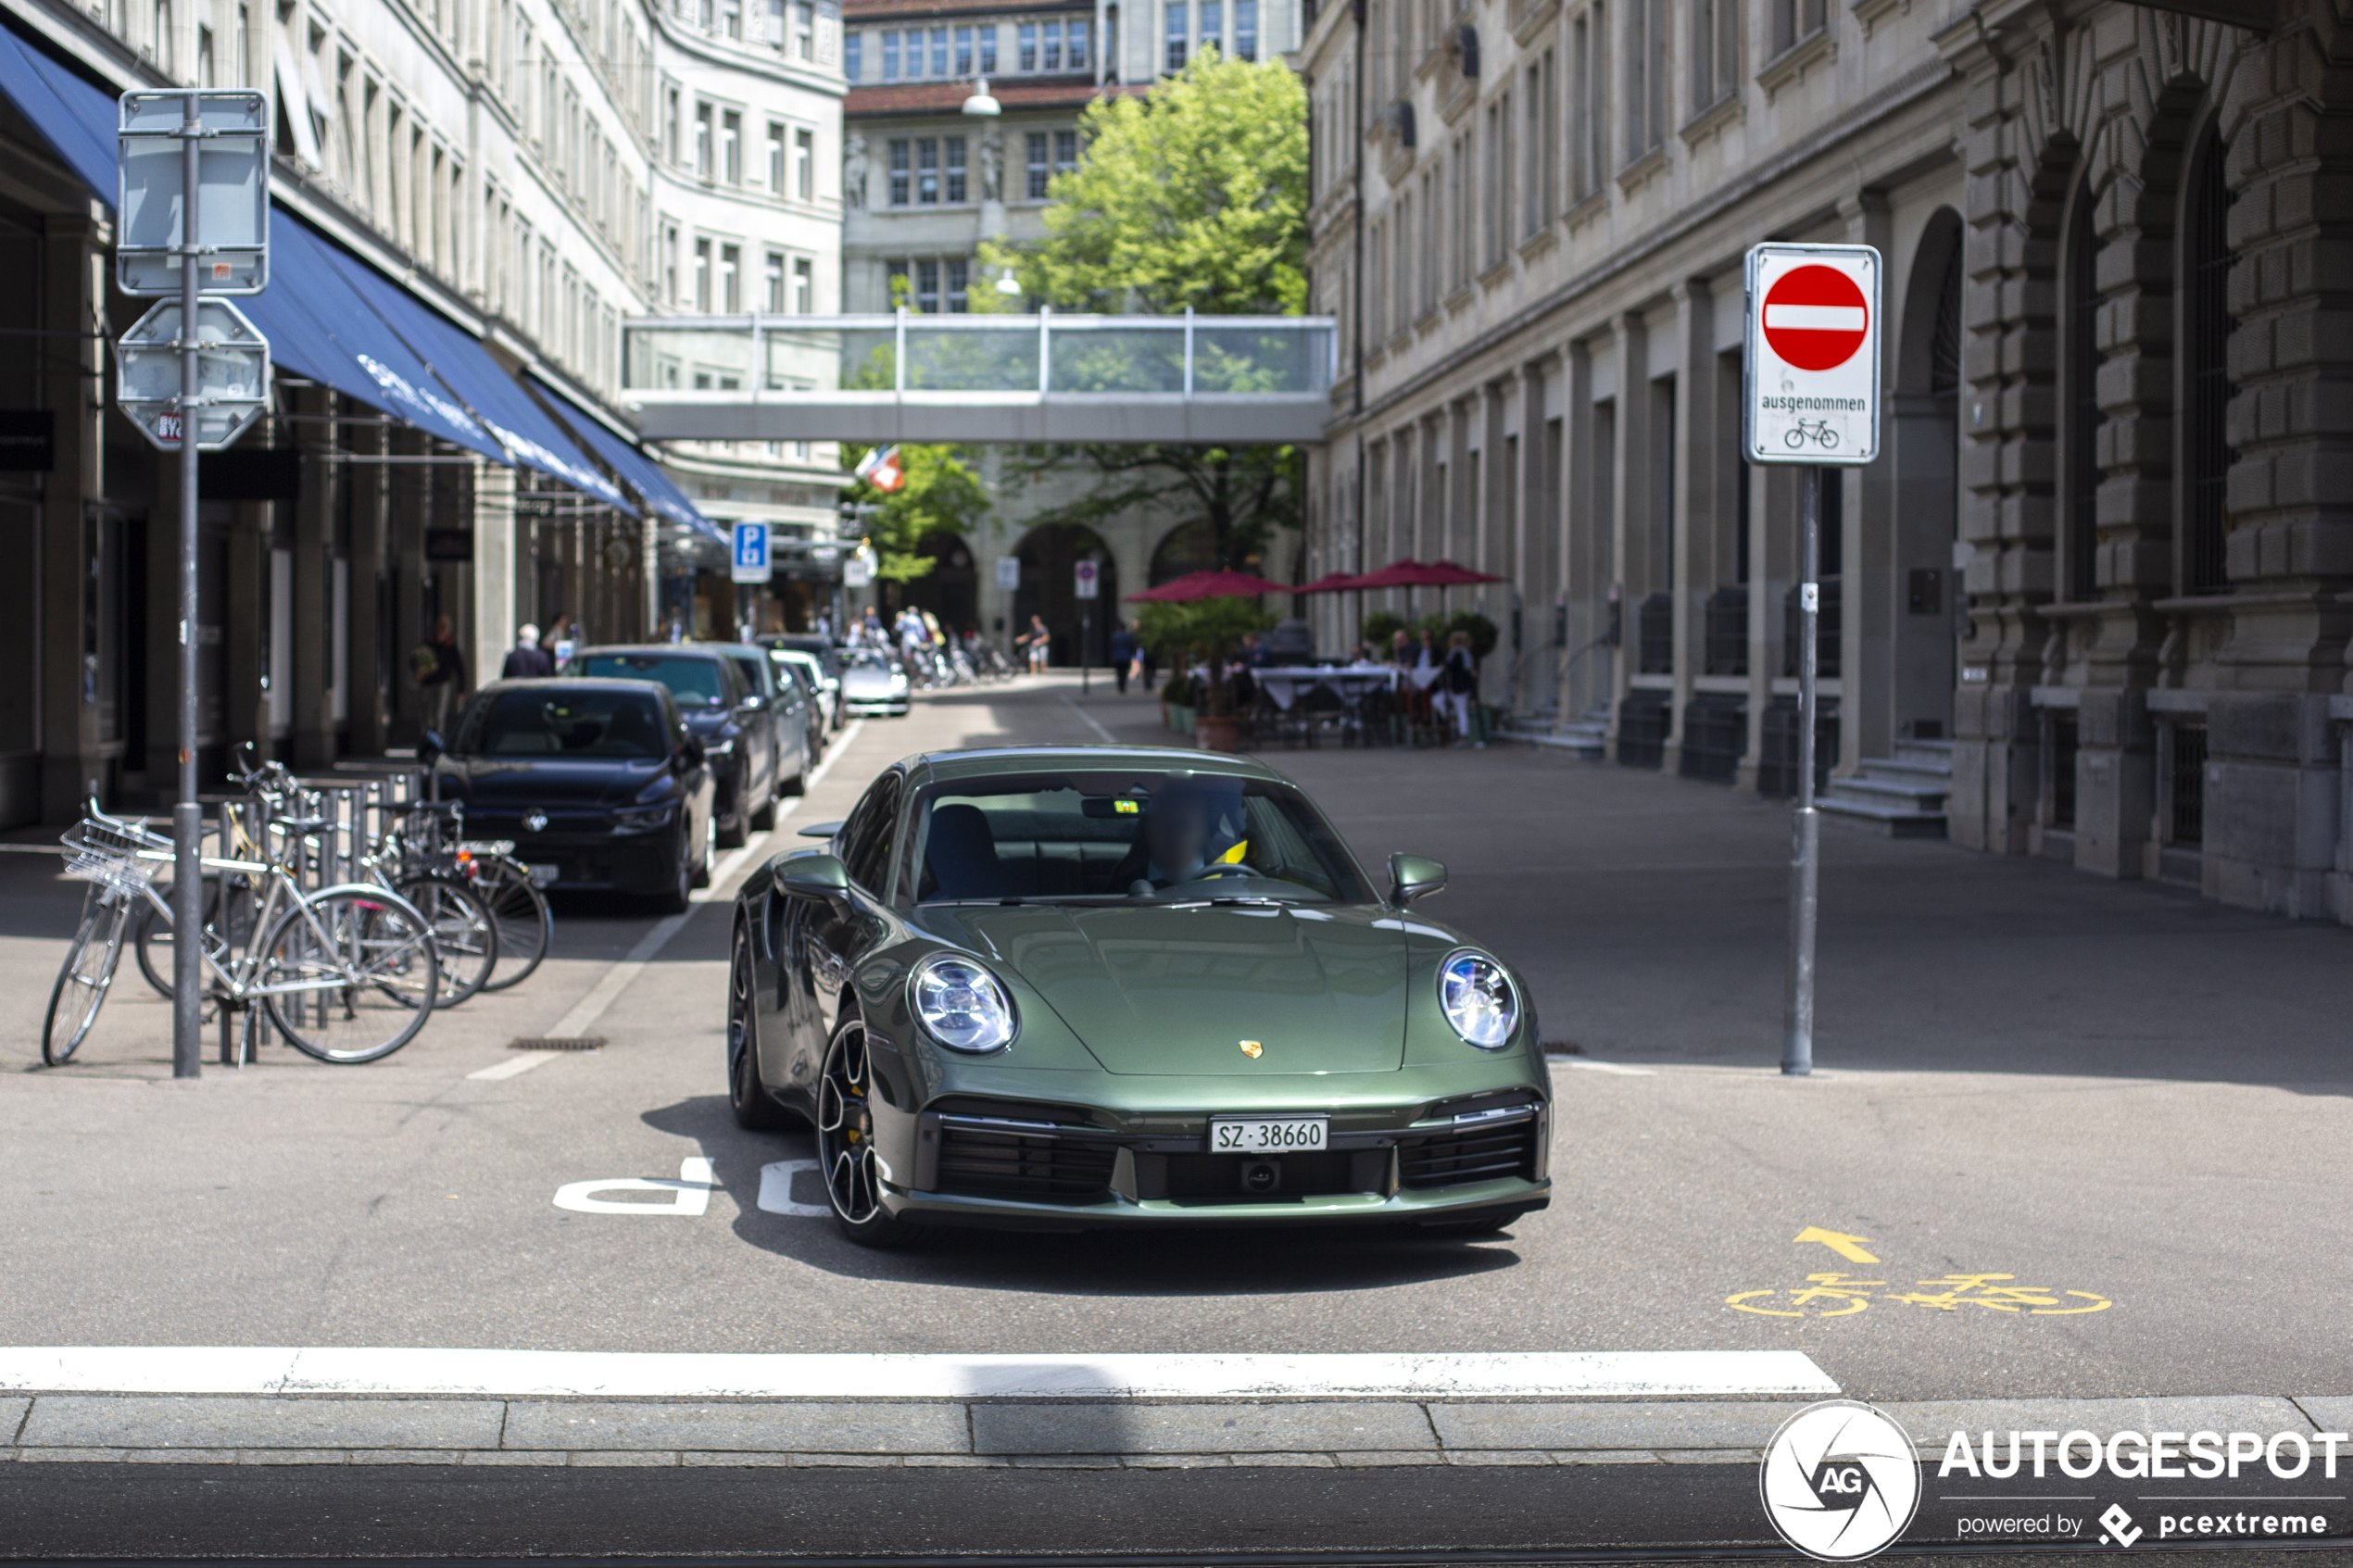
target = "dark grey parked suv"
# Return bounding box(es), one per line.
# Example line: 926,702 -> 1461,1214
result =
573,646 -> 780,847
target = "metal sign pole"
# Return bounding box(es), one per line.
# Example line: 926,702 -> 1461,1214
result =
170,93 -> 203,1081
1782,466 -> 1820,1077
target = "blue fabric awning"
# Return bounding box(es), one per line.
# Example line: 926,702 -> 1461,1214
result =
314,247 -> 634,515
528,375 -> 720,541
0,22 -> 120,200
252,212 -> 504,458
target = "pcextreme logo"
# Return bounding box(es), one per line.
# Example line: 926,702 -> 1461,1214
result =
1759,1401 -> 1923,1562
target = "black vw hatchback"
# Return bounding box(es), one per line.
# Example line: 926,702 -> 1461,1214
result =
427,679 -> 715,912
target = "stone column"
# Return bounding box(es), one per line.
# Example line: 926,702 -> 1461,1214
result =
290,388 -> 338,768
1662,279 -> 1711,776
472,458 -> 518,696
1604,314 -> 1643,761
346,414 -> 391,757
1843,190 -> 1895,777
40,218 -> 107,820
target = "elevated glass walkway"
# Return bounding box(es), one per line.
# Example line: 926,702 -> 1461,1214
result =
622,311 -> 1336,445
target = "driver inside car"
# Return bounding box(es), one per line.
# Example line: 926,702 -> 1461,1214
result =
1114,779 -> 1249,893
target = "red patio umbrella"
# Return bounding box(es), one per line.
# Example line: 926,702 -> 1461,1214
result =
1420,558 -> 1506,585
1126,569 -> 1290,602
1344,557 -> 1441,591
1294,571 -> 1367,593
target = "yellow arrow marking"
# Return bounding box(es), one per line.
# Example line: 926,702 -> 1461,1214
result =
1793,1226 -> 1880,1264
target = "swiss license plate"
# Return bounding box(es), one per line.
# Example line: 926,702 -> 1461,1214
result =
526,863 -> 560,887
1208,1116 -> 1327,1154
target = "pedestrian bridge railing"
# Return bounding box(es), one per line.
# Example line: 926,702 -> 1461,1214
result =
621,310 -> 1336,445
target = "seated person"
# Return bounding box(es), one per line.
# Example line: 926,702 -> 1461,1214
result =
1107,778 -> 1250,894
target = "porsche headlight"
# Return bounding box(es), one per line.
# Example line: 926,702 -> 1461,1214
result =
911,955 -> 1016,1053
1438,950 -> 1517,1048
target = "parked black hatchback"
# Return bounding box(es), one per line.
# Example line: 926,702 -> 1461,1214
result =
427,679 -> 714,912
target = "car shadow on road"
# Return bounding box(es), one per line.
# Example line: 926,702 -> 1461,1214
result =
641,1095 -> 1527,1294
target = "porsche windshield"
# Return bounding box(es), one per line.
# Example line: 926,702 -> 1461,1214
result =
912,772 -> 1368,905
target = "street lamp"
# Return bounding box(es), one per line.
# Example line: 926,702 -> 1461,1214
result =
962,77 -> 1001,116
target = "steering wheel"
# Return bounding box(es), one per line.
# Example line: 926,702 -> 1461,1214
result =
1190,864 -> 1253,882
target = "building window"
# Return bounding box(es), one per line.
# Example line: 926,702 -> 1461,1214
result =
888,137 -> 911,203
929,26 -> 948,74
663,222 -> 680,305
1231,1 -> 1252,58
767,121 -> 786,190
1026,131 -> 1051,197
793,0 -> 812,56
1165,1 -> 1187,71
2064,184 -> 2101,602
1692,0 -> 1736,110
721,109 -> 741,183
795,127 -> 813,199
1055,129 -> 1077,176
1523,52 -> 1554,235
955,24 -> 973,74
881,30 -> 899,78
720,243 -> 741,311
2184,130 -> 2235,595
979,24 -> 997,70
1569,7 -> 1597,200
665,85 -> 681,163
793,256 -> 813,313
719,0 -> 740,39
945,257 -> 969,310
1768,0 -> 1825,55
844,30 -> 861,78
695,103 -> 712,178
1624,0 -> 1667,157
914,258 -> 940,313
1202,0 -> 1220,54
1044,19 -> 1063,68
765,249 -> 786,311
694,237 -> 711,310
945,136 -> 966,202
1018,21 -> 1036,69
916,137 -> 939,203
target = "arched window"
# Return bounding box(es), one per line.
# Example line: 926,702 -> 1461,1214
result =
2063,183 -> 2101,602
2183,129 -> 2234,595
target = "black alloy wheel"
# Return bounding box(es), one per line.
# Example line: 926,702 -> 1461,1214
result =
815,1014 -> 913,1247
654,822 -> 693,914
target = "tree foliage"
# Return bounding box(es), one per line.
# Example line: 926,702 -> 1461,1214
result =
975,50 -> 1308,577
839,442 -> 992,584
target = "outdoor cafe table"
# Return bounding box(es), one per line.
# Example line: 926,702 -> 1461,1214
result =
1252,665 -> 1403,710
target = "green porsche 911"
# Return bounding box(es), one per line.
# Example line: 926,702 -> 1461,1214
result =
727,745 -> 1551,1246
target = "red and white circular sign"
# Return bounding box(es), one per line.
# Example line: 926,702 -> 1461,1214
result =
1762,265 -> 1869,372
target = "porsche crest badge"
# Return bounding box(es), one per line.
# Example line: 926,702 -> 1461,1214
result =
1239,1040 -> 1264,1059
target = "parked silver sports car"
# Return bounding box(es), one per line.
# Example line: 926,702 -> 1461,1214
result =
837,646 -> 911,717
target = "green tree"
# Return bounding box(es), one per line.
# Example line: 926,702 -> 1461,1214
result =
840,442 -> 993,587
975,49 -> 1308,576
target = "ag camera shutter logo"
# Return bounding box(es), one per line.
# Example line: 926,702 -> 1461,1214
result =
1760,1400 -> 1922,1561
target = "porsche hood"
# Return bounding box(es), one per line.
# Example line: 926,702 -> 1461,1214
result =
933,902 -> 1413,1074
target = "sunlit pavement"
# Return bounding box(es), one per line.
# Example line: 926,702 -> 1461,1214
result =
0,673 -> 2348,1557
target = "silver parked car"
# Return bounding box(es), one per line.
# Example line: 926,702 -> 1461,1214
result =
837,646 -> 910,717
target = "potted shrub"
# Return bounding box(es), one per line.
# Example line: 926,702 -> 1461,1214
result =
1160,671 -> 1193,734
1139,598 -> 1271,754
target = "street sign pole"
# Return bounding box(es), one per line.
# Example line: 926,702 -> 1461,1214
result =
1784,466 -> 1820,1077
1742,241 -> 1881,1081
170,92 -> 203,1082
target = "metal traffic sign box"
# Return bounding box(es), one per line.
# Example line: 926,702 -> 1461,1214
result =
1073,558 -> 1100,599
115,297 -> 271,451
1743,244 -> 1881,465
117,90 -> 271,296
1740,242 -> 1881,1085
731,520 -> 774,583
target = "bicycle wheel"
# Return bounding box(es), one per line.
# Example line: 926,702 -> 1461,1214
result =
1785,428 -> 1806,448
395,874 -> 498,1007
475,858 -> 552,992
44,890 -> 129,1066
260,888 -> 440,1063
134,874 -> 256,1002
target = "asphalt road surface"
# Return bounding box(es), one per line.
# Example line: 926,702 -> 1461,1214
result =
3,676 -> 2349,1405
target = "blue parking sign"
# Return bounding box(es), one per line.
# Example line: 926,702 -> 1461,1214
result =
731,521 -> 772,583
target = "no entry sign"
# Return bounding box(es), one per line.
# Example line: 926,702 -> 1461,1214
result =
1744,244 -> 1881,465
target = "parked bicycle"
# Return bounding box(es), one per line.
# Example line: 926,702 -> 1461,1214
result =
44,800 -> 441,1067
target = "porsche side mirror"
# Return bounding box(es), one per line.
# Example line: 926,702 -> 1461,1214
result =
778,853 -> 851,905
1388,853 -> 1447,908
677,735 -> 706,770
798,820 -> 844,839
419,730 -> 446,765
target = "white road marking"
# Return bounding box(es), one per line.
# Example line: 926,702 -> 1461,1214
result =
551,1158 -> 716,1216
515,720 -> 871,1055
1556,1059 -> 1657,1076
756,1159 -> 830,1217
0,1348 -> 1838,1399
466,1052 -> 562,1082
1058,692 -> 1116,743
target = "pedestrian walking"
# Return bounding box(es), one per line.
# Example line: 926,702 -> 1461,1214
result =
1440,629 -> 1480,746
1016,614 -> 1051,674
415,614 -> 468,734
1109,621 -> 1137,695
545,612 -> 577,669
502,622 -> 554,680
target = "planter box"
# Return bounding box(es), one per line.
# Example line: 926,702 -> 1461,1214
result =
1168,703 -> 1195,734
1194,713 -> 1240,753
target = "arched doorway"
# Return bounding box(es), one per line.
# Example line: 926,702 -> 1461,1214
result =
901,530 -> 979,637
1889,207 -> 1964,744
1149,520 -> 1220,585
1013,522 -> 1120,667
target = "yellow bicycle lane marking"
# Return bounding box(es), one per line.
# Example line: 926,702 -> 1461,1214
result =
1728,1228 -> 2115,1318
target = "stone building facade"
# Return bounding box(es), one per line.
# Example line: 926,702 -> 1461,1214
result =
1299,0 -> 2353,922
